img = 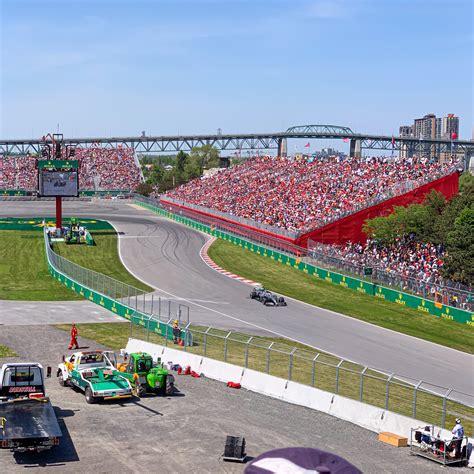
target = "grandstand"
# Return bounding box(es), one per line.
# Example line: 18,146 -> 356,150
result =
164,155 -> 461,239
0,147 -> 142,192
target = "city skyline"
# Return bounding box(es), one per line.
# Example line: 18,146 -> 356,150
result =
1,0 -> 473,143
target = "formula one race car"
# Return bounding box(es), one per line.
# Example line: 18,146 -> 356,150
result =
250,287 -> 287,306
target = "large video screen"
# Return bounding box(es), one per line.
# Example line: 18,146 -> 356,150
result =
39,170 -> 79,197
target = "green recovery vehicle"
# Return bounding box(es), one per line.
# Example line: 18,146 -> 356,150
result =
115,352 -> 175,397
64,217 -> 81,244
57,351 -> 133,404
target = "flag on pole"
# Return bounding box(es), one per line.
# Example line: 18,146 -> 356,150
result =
304,142 -> 310,148
342,137 -> 349,143
391,135 -> 395,146
451,131 -> 458,140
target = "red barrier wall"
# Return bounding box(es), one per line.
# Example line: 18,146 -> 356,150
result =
161,172 -> 459,250
295,172 -> 459,248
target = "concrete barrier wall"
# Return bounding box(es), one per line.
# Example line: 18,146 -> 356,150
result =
126,338 -> 474,468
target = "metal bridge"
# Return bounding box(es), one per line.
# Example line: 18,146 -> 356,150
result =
1,125 -> 473,161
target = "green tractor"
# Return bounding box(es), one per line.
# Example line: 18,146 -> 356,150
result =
64,217 -> 81,244
116,352 -> 175,397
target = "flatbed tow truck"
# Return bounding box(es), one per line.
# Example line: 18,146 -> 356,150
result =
0,363 -> 61,452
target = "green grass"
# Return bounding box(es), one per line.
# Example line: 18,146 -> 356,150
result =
0,344 -> 17,358
208,240 -> 474,354
53,321 -> 474,436
0,231 -> 82,301
52,230 -> 153,293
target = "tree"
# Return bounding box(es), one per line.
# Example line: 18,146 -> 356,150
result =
147,164 -> 164,186
176,151 -> 188,174
189,145 -> 220,173
183,155 -> 202,181
135,182 -> 154,196
441,206 -> 474,284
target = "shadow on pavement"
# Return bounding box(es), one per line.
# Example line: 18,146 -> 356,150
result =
12,407 -> 79,466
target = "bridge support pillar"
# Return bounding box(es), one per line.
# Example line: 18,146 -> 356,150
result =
278,138 -> 287,157
349,139 -> 361,158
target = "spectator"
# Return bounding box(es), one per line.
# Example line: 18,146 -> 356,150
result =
166,155 -> 459,233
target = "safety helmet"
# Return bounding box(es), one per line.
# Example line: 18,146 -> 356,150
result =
456,418 -> 461,424
174,320 -> 179,325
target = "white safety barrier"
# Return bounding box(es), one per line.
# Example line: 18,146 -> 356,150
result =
239,368 -> 288,398
329,396 -> 384,432
283,381 -> 333,413
126,339 -> 474,468
199,358 -> 244,383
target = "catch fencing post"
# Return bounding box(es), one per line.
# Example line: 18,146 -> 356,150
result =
335,360 -> 344,394
165,319 -> 171,347
223,332 -> 232,362
385,374 -> 394,410
245,337 -> 253,368
288,348 -> 297,381
127,285 -> 130,307
146,315 -> 153,342
266,342 -> 274,374
143,292 -> 146,313
135,294 -> 138,310
168,300 -> 171,319
203,327 -> 211,357
158,297 -> 161,319
312,354 -> 320,387
359,366 -> 368,402
150,295 -> 154,315
412,381 -> 422,419
441,388 -> 452,429
184,323 -> 191,352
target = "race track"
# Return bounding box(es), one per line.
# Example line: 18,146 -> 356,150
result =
1,200 -> 472,398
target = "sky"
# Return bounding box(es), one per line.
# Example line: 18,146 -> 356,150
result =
1,0 -> 473,146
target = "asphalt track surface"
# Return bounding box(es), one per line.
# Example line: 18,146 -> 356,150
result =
1,200 -> 473,400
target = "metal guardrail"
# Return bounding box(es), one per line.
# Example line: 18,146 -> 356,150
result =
42,222 -> 473,435
129,319 -> 474,434
307,241 -> 474,312
44,228 -> 190,326
137,194 -> 474,310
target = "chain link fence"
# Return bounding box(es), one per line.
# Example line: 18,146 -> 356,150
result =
136,194 -> 474,311
129,318 -> 474,436
307,240 -> 474,312
44,226 -> 473,434
45,229 -> 190,326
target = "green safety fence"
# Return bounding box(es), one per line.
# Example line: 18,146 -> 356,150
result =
44,233 -> 178,342
135,199 -> 474,327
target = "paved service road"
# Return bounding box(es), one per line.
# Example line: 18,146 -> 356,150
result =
0,325 -> 450,474
1,201 -> 472,399
0,300 -> 125,325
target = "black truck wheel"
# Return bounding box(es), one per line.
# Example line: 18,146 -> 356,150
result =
85,387 -> 97,404
57,370 -> 68,387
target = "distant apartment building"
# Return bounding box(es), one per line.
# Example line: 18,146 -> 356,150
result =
399,113 -> 460,159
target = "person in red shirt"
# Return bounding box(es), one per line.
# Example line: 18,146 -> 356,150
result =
69,323 -> 79,350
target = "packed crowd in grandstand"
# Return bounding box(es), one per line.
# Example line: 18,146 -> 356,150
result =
166,155 -> 459,233
0,147 -> 142,191
310,238 -> 473,310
